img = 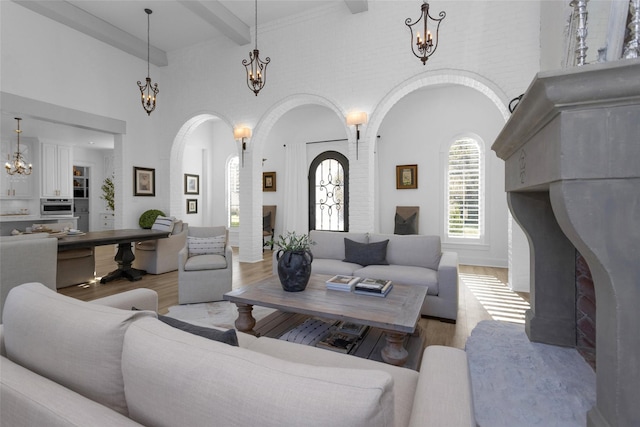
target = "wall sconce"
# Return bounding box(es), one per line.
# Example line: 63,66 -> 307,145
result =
346,112 -> 367,160
233,127 -> 252,167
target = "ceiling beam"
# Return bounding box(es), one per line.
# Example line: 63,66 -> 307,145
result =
344,0 -> 368,14
178,0 -> 250,46
13,0 -> 168,67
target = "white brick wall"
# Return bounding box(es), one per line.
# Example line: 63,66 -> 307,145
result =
156,1 -> 543,262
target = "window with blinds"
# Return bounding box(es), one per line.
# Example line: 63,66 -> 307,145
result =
227,156 -> 240,228
447,138 -> 482,239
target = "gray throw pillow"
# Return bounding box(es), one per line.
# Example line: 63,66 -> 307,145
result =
394,212 -> 418,235
158,314 -> 239,346
343,238 -> 389,266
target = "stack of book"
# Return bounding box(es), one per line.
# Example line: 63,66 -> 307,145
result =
325,275 -> 361,292
316,321 -> 369,354
353,278 -> 393,297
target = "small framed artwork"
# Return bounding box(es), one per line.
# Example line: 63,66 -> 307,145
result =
263,171 -> 276,192
184,174 -> 199,195
396,164 -> 418,189
186,199 -> 198,214
134,166 -> 156,196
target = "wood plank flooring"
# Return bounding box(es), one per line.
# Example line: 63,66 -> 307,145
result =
58,245 -> 524,351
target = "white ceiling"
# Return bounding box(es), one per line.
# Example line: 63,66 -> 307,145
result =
4,0 -> 368,150
1,113 -> 116,150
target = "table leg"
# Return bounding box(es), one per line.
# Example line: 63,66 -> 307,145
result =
100,242 -> 147,284
234,303 -> 257,336
381,331 -> 409,366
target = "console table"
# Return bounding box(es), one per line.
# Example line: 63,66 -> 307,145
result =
57,229 -> 170,283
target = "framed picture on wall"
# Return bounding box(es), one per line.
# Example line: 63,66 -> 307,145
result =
186,199 -> 198,214
396,164 -> 418,189
134,166 -> 155,196
184,174 -> 199,195
263,171 -> 276,192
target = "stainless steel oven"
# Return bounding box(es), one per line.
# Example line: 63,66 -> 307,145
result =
40,198 -> 73,216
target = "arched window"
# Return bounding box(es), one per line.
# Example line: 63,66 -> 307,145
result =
308,151 -> 349,231
446,137 -> 483,239
227,156 -> 240,228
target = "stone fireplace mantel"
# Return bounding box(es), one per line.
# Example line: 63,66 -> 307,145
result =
492,59 -> 640,427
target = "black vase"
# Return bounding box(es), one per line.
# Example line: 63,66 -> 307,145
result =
276,249 -> 313,292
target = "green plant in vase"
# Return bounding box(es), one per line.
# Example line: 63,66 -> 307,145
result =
101,175 -> 115,211
274,231 -> 315,292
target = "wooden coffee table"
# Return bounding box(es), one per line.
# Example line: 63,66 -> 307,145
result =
223,274 -> 428,367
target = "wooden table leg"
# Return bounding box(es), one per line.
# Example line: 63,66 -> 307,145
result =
381,331 -> 409,366
234,303 -> 257,336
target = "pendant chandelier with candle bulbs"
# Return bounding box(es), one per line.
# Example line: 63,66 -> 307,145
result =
137,8 -> 159,115
405,1 -> 446,65
242,0 -> 270,96
5,117 -> 32,176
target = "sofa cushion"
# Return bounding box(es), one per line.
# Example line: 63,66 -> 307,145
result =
246,336 -> 419,427
184,253 -> 227,271
344,238 -> 389,266
157,314 -> 238,346
187,235 -> 225,257
311,258 -> 362,276
2,282 -> 155,416
355,265 -> 438,295
369,234 -> 441,271
122,318 -> 395,427
0,356 -> 142,426
309,230 -> 368,260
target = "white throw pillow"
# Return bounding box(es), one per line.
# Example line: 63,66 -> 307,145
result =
187,235 -> 225,257
152,216 -> 174,233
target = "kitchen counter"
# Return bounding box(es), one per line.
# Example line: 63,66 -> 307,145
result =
1,215 -> 78,236
0,214 -> 77,222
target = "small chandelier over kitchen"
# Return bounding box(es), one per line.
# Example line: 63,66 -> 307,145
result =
405,1 -> 446,65
5,118 -> 32,176
242,0 -> 270,96
137,8 -> 159,115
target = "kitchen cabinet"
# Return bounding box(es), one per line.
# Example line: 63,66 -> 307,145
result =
99,212 -> 114,230
1,139 -> 34,199
73,166 -> 89,198
41,143 -> 73,198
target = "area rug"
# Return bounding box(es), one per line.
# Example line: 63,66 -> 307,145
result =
465,320 -> 596,427
165,301 -> 276,330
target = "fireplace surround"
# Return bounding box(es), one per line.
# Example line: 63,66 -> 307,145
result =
492,59 -> 640,427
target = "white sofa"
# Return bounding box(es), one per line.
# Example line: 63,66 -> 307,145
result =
274,231 -> 459,322
0,283 -> 475,427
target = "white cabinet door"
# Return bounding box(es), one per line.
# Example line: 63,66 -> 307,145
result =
1,139 -> 34,199
57,144 -> 73,198
41,143 -> 73,198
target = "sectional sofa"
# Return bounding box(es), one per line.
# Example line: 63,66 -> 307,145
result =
273,231 -> 459,322
0,283 -> 475,427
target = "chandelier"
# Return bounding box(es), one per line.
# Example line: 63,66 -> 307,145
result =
405,1 -> 446,65
5,118 -> 32,176
242,0 -> 270,96
137,8 -> 159,115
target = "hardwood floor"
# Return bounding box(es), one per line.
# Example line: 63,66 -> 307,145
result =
58,245 -> 526,351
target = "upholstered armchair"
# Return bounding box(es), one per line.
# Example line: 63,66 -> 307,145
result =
32,222 -> 95,288
178,226 -> 232,304
394,206 -> 420,235
133,220 -> 188,274
0,233 -> 58,319
263,205 -> 276,250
